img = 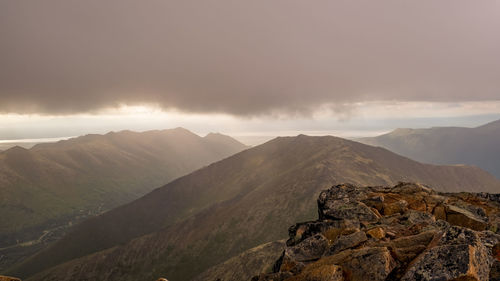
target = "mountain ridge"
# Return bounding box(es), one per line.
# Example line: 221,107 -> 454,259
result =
360,118 -> 500,179
0,128 -> 247,272
12,135 -> 500,280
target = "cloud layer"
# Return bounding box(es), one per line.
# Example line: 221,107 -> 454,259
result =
1,0 -> 499,115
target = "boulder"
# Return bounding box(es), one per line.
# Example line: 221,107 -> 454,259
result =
446,205 -> 488,231
312,247 -> 396,281
383,200 -> 408,216
402,244 -> 490,281
284,234 -> 329,262
366,227 -> 385,239
402,226 -> 492,281
326,230 -> 367,255
287,220 -> 359,247
253,183 -> 500,281
319,199 -> 379,222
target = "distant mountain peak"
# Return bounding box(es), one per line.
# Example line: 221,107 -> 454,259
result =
359,118 -> 500,179
476,118 -> 500,130
2,145 -> 31,156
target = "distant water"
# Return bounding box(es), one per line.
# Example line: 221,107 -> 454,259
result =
0,136 -> 74,150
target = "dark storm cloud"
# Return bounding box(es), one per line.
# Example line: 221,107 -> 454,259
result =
0,0 -> 499,115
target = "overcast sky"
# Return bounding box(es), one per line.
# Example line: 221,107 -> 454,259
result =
1,0 -> 499,143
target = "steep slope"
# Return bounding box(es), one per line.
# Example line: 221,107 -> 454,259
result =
0,128 -> 247,271
360,118 -> 500,179
192,240 -> 286,281
13,135 -> 500,280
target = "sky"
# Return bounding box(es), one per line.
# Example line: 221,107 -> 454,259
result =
1,0 -> 500,145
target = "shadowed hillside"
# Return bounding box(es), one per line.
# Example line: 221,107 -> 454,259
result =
0,128 -> 247,271
360,119 -> 500,179
11,135 -> 500,280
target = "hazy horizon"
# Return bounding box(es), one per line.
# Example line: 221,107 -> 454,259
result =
1,0 -> 500,143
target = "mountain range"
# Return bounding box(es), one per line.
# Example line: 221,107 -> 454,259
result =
10,135 -> 500,281
0,128 -> 247,271
360,118 -> 500,179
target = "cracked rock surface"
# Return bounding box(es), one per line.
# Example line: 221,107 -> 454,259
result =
253,182 -> 500,281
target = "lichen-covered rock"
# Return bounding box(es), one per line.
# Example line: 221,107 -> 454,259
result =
402,244 -> 490,280
284,234 -> 329,263
310,247 -> 396,281
326,230 -> 367,255
319,199 -> 379,222
317,184 -> 379,222
253,183 -> 500,281
446,204 -> 488,231
287,220 -> 359,247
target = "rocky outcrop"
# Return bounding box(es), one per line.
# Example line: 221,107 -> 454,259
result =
253,182 -> 500,281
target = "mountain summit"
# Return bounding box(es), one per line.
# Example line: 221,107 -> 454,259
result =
12,135 -> 500,280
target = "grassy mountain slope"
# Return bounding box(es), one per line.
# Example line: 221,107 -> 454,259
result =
192,240 -> 286,281
360,119 -> 500,179
13,135 -> 500,280
0,128 -> 247,266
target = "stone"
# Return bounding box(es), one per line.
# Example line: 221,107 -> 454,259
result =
361,195 -> 385,213
389,230 -> 437,249
433,204 -> 447,220
446,205 -> 488,231
366,227 -> 385,239
284,234 -> 329,263
403,210 -> 436,225
326,230 -> 367,255
393,244 -> 428,263
424,194 -> 446,213
401,244 -> 491,281
287,220 -> 360,246
254,183 -> 500,281
286,264 -> 344,281
383,200 -> 408,216
314,247 -> 396,281
391,182 -> 433,195
319,199 -> 379,222
402,226 -> 491,281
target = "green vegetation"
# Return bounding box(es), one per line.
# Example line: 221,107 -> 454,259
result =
14,135 -> 500,281
0,128 -> 247,271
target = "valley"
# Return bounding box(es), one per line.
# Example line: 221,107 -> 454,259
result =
0,128 -> 247,272
11,135 -> 500,280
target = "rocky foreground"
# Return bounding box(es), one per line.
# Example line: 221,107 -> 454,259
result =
253,182 -> 500,281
